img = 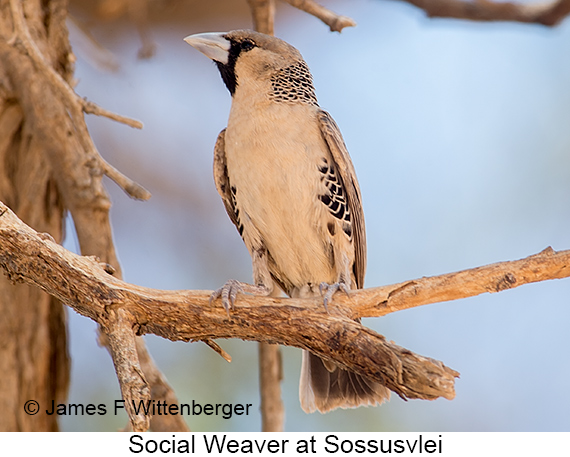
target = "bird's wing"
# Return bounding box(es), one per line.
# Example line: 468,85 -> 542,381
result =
317,110 -> 366,289
213,129 -> 243,234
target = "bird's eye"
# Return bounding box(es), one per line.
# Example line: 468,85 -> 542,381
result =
240,39 -> 255,51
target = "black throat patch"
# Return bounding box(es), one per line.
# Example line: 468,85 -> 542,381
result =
215,37 -> 250,96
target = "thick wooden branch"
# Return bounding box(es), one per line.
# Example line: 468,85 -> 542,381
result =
0,201 -> 459,401
3,198 -> 570,409
3,195 -> 570,406
396,0 -> 570,26
103,308 -> 151,432
3,198 -> 570,404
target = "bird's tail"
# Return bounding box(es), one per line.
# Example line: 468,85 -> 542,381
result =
299,350 -> 390,413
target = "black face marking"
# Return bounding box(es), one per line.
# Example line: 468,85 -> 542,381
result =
317,159 -> 353,239
215,36 -> 257,96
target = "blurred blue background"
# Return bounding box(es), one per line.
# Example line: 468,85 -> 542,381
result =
62,0 -> 570,431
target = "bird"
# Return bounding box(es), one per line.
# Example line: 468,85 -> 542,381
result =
184,30 -> 390,413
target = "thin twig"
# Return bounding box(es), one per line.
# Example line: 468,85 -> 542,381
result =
8,0 -> 149,201
67,15 -> 120,72
204,339 -> 232,363
281,0 -> 356,32
101,161 -> 151,201
9,0 -> 141,129
83,99 -> 143,129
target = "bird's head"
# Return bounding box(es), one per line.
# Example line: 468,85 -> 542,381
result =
184,30 -> 307,97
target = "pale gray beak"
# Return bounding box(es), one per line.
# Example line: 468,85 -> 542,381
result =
184,32 -> 230,64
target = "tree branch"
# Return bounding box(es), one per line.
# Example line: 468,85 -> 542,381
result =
133,338 -> 191,431
103,308 -> 151,432
3,0 -> 179,431
247,0 -> 276,35
7,0 -> 149,201
4,192 -> 570,420
0,200 -> 460,402
396,0 -> 570,26
281,0 -> 356,32
349,246 -> 570,319
3,196 -> 570,402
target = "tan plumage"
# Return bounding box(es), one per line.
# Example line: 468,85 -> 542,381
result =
185,30 -> 389,413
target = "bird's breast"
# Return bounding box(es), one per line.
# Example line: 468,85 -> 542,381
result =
224,101 -> 337,289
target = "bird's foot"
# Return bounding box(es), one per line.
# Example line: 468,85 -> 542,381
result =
319,281 -> 350,311
210,279 -> 271,315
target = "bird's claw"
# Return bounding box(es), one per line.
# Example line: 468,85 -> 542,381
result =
210,279 -> 272,316
210,279 -> 244,315
319,281 -> 350,311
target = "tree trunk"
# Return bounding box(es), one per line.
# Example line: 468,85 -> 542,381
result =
0,0 -> 73,431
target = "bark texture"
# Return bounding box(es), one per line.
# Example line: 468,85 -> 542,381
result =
0,0 -> 184,432
0,0 -> 72,431
4,199 -> 569,415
